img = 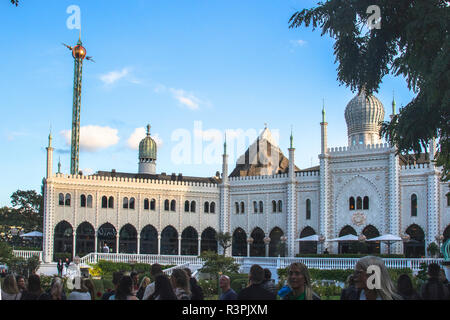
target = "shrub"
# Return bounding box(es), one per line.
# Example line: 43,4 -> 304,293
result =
230,278 -> 248,294
198,279 -> 218,297
312,283 -> 342,299
295,253 -> 405,258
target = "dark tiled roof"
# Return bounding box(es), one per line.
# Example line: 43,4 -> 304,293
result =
399,153 -> 430,166
95,171 -> 220,184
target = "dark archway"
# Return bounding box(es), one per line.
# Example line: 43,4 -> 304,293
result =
119,224 -> 137,254
299,227 -> 317,254
140,225 -> 158,254
232,228 -> 247,256
181,227 -> 198,255
76,222 -> 95,256
161,226 -> 178,255
53,221 -> 73,261
338,225 -> 357,254
97,223 -> 117,253
444,225 -> 450,244
362,225 -> 380,254
250,228 -> 265,257
269,227 -> 284,257
201,227 -> 217,253
404,224 -> 425,258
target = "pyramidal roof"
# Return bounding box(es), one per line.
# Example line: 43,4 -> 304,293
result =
229,127 -> 299,177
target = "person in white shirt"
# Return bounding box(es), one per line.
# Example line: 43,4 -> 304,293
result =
142,263 -> 163,300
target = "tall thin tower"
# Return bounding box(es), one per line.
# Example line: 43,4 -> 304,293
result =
63,37 -> 94,175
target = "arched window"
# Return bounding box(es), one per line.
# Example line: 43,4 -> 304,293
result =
87,195 -> 93,208
253,201 -> 258,214
259,201 -> 263,214
108,196 -> 114,209
144,198 -> 150,210
123,197 -> 129,209
363,196 -> 369,210
59,193 -> 64,206
65,194 -> 71,207
150,199 -> 156,211
240,202 -> 245,214
349,197 -> 355,210
306,199 -> 311,220
190,201 -> 196,213
101,196 -> 107,208
278,200 -> 282,212
272,200 -> 277,213
411,194 -> 417,217
235,202 -> 239,214
446,193 -> 450,207
164,200 -> 170,211
356,197 -> 362,210
185,200 -> 190,212
170,200 -> 176,212
80,194 -> 86,208
129,197 -> 135,210
210,202 -> 215,214
204,202 -> 210,213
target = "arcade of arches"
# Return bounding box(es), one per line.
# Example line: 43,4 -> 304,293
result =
52,221 -> 447,260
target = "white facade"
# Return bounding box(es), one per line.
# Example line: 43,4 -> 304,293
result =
42,93 -> 450,263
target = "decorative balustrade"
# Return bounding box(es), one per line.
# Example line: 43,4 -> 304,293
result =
77,253 -> 443,273
13,250 -> 42,261
11,251 -> 441,274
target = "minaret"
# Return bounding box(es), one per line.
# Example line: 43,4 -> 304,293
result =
321,100 -> 328,154
390,91 -> 396,120
219,133 -> 231,255
63,36 -> 92,175
46,130 -> 54,179
138,124 -> 157,174
57,157 -> 61,174
286,127 -> 297,256
319,101 -> 331,253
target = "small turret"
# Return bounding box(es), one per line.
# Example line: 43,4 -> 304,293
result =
138,124 -> 157,174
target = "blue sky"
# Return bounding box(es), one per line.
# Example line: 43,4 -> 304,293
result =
0,0 -> 415,206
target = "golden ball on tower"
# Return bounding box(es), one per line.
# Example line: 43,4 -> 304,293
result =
72,45 -> 87,60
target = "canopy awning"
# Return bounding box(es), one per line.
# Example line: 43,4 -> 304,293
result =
295,235 -> 320,242
366,234 -> 402,242
20,231 -> 43,238
329,234 -> 359,242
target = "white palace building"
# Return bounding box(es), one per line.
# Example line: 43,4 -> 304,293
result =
41,91 -> 450,263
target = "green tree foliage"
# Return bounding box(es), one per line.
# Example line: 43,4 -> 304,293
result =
0,241 -> 14,265
199,251 -> 240,276
0,190 -> 44,233
289,0 -> 449,181
215,232 -> 232,256
10,0 -> 18,6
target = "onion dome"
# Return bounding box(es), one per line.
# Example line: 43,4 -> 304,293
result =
139,124 -> 157,161
345,90 -> 385,145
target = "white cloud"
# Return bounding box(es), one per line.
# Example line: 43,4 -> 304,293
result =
169,88 -> 202,110
60,125 -> 119,152
99,68 -> 131,85
127,127 -> 163,150
290,39 -> 307,47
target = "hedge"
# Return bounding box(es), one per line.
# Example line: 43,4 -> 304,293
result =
295,254 -> 405,258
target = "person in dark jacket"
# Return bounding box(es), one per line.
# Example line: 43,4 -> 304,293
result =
237,264 -> 276,300
420,263 -> 449,300
397,274 -> 420,300
261,268 -> 278,296
102,271 -> 123,300
282,262 -> 320,300
184,268 -> 204,300
21,274 -> 45,300
340,274 -> 357,300
57,259 -> 64,277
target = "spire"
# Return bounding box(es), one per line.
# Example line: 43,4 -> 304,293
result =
290,125 -> 294,149
146,124 -> 151,136
57,157 -> 61,174
48,126 -> 52,148
392,90 -> 396,115
322,99 -> 326,123
224,132 -> 227,155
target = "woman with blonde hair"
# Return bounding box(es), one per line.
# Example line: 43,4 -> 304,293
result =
170,269 -> 191,300
136,276 -> 151,300
1,274 -> 22,300
282,262 -> 320,300
353,256 -> 402,300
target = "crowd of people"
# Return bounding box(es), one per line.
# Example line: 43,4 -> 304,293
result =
1,256 -> 449,300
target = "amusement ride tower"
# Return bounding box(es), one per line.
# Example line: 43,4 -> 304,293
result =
63,37 -> 94,175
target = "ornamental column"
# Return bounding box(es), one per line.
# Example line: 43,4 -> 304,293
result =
319,104 -> 331,253
388,147 -> 401,254
219,135 -> 231,256
286,130 -> 297,257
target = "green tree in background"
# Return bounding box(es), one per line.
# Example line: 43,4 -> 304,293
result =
289,0 -> 449,181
